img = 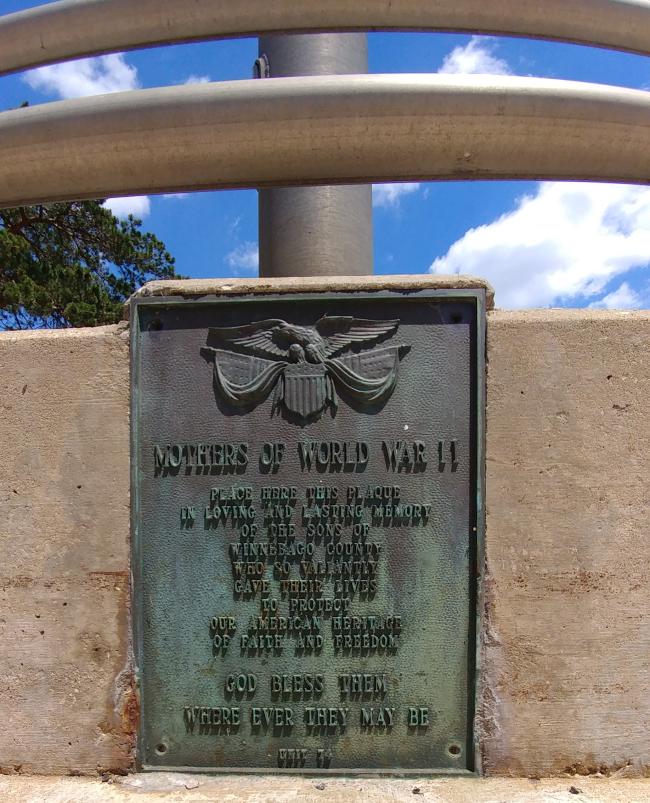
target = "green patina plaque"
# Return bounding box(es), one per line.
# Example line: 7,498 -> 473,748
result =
131,288 -> 484,774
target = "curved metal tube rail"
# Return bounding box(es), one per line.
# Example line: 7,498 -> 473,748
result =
0,74 -> 648,209
1,0 -> 650,76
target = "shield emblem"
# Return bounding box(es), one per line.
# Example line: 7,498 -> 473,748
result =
280,363 -> 335,419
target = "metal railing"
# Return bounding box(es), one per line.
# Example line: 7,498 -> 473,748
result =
0,0 -> 648,210
1,0 -> 649,76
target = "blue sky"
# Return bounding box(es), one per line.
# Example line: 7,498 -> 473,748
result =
1,0 -> 649,309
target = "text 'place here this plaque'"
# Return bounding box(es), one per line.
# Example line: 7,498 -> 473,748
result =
131,288 -> 485,774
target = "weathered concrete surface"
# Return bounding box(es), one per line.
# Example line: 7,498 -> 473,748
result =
482,309 -> 650,776
125,274 -> 495,310
2,774 -> 650,802
0,324 -> 133,775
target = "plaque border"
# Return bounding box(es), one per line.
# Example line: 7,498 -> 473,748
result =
130,287 -> 486,777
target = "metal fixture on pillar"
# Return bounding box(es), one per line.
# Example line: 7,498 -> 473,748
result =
256,34 -> 373,278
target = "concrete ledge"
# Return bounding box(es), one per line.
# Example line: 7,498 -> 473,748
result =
125,275 -> 495,311
2,774 -> 650,802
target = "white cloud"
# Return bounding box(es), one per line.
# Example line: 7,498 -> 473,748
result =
228,215 -> 243,237
430,183 -> 650,308
225,241 -> 259,275
589,282 -> 642,309
184,74 -> 211,84
373,183 -> 420,209
162,193 -> 189,200
103,196 -> 151,219
438,37 -> 511,76
24,53 -> 139,99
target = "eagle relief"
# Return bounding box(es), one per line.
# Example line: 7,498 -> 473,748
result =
203,316 -> 410,422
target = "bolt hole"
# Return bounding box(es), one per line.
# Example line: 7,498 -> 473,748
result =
148,318 -> 163,332
155,742 -> 168,756
448,744 -> 461,757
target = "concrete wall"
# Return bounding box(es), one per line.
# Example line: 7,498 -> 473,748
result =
1,308 -> 649,776
0,324 -> 133,775
482,309 -> 650,777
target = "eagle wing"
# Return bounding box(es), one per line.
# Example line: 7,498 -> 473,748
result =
207,319 -> 291,360
315,316 -> 400,357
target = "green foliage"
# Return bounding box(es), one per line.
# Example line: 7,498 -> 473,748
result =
0,201 -> 177,329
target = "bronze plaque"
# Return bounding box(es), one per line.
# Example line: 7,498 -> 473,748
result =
131,288 -> 484,774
